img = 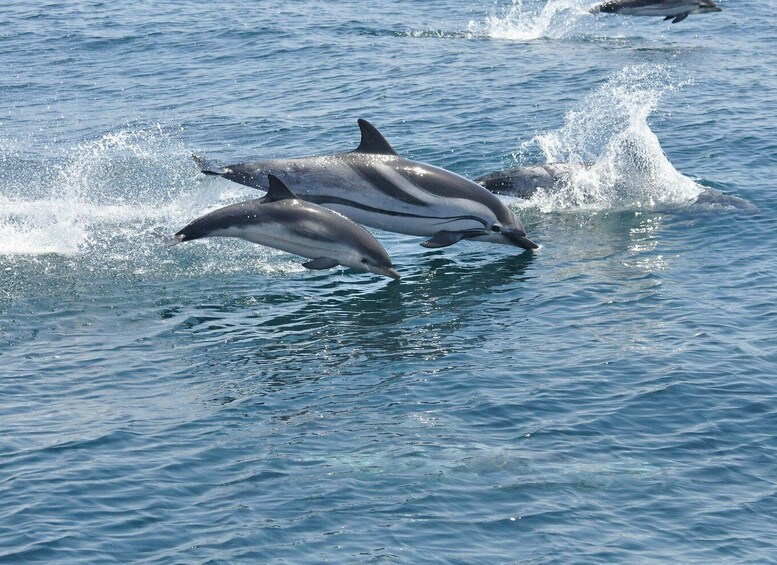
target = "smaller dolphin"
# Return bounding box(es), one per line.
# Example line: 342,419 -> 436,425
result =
591,0 -> 722,23
171,174 -> 401,279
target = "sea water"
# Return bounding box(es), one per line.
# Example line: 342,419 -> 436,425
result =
2,1 -> 776,562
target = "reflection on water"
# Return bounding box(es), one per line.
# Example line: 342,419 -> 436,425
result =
165,251 -> 537,395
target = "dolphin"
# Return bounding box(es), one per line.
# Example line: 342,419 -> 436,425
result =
194,119 -> 538,251
590,0 -> 722,23
475,163 -> 577,199
170,174 -> 401,279
475,164 -> 754,210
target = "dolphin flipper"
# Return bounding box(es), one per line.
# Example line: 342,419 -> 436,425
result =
663,15 -> 673,20
420,231 -> 469,249
193,154 -> 227,176
672,12 -> 689,23
302,257 -> 340,270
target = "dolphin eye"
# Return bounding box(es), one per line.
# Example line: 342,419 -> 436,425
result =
491,225 -> 501,233
361,258 -> 370,264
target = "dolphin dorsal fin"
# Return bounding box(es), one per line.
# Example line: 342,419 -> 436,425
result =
354,119 -> 398,156
264,174 -> 298,202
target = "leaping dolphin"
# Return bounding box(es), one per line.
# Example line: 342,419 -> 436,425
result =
194,119 -> 538,251
171,174 -> 401,280
590,0 -> 722,23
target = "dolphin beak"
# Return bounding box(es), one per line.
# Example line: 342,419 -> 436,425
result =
505,231 -> 539,250
382,267 -> 401,280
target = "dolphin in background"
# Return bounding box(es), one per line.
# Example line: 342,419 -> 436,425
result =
194,119 -> 538,251
171,174 -> 401,279
474,164 -> 754,210
590,0 -> 722,23
475,164 -> 578,200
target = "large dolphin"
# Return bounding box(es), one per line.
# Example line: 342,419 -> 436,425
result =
171,174 -> 401,279
194,119 -> 538,251
591,0 -> 722,23
475,164 -> 754,210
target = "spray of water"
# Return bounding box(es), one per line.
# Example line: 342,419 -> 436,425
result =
469,0 -> 594,41
0,127 -> 274,277
3,128 -> 187,256
515,64 -> 702,212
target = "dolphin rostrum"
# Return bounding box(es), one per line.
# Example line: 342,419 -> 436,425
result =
171,174 -> 401,279
590,0 -> 722,23
194,119 -> 538,251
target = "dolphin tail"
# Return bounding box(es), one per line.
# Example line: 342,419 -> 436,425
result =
192,154 -> 227,176
153,228 -> 185,247
164,234 -> 185,247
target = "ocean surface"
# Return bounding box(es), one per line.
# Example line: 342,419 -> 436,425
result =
2,1 -> 776,562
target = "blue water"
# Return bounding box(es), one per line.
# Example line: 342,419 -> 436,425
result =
2,0 -> 777,562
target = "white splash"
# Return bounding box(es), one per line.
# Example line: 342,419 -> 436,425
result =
0,196 -> 89,255
518,64 -> 702,212
0,127 -> 251,258
469,0 -> 594,41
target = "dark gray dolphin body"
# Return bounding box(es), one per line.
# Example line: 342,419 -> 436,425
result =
475,164 -> 753,210
195,119 -> 538,251
591,0 -> 722,23
171,174 -> 400,279
475,164 -> 578,199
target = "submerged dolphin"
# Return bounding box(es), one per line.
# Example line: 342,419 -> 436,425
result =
591,0 -> 722,23
171,174 -> 401,279
475,164 -> 754,210
475,164 -> 578,200
194,119 -> 538,251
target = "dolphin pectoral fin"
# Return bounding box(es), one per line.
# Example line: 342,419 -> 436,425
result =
420,231 -> 468,249
663,15 -> 674,21
192,155 -> 227,176
672,12 -> 689,23
302,257 -> 340,270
